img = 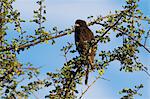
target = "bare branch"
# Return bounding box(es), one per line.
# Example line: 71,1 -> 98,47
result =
31,92 -> 40,99
79,76 -> 110,99
142,68 -> 150,77
144,30 -> 150,46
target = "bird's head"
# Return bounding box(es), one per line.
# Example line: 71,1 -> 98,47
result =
75,19 -> 87,27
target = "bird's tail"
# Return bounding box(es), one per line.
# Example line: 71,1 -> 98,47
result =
85,64 -> 89,85
84,49 -> 95,85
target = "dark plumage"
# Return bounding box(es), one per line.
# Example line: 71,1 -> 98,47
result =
75,19 -> 97,85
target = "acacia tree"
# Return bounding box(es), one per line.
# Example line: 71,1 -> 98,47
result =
0,0 -> 150,98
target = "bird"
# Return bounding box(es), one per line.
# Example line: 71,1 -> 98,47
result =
74,19 -> 97,85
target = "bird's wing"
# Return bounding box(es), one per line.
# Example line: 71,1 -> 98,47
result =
75,26 -> 97,85
75,26 -> 96,55
75,27 -> 89,54
80,27 -> 97,66
80,27 -> 94,41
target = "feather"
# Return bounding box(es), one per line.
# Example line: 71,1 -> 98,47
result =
75,19 -> 97,85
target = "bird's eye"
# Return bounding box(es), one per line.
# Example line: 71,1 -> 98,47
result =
75,24 -> 80,27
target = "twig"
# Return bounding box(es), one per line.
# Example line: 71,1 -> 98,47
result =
144,30 -> 150,46
79,76 -> 110,99
64,60 -> 82,98
92,13 -> 123,48
1,31 -> 70,52
31,92 -> 40,99
142,68 -> 150,77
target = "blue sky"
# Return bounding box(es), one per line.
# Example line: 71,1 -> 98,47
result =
10,0 -> 150,99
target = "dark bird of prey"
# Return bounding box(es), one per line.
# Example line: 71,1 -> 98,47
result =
74,19 -> 97,85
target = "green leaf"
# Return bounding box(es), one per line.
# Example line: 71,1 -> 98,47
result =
98,69 -> 105,76
16,27 -> 21,33
45,40 -> 48,44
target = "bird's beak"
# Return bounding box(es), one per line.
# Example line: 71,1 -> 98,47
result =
75,24 -> 80,27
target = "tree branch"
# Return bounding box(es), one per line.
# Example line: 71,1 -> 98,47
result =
0,9 -> 133,52
95,22 -> 150,53
115,28 -> 150,53
79,76 -> 110,99
1,31 -> 70,52
144,30 -> 150,46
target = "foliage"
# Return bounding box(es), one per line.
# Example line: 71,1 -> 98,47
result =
119,84 -> 144,99
0,0 -> 149,98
